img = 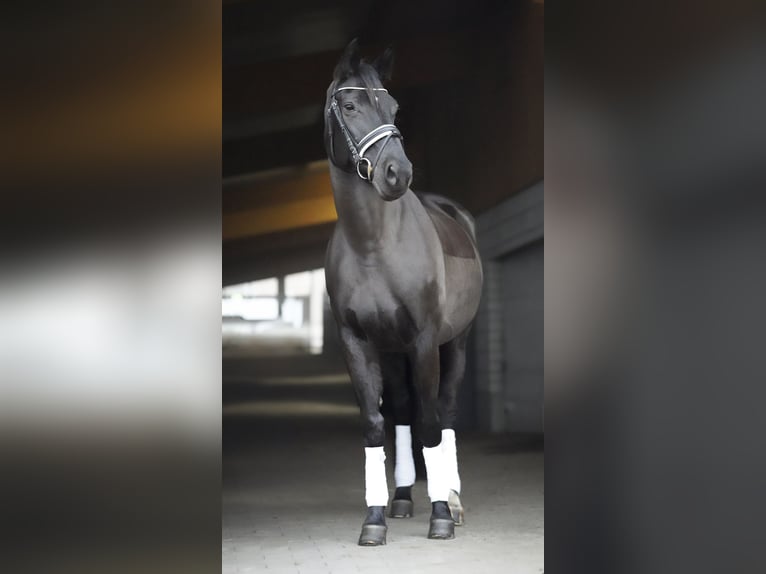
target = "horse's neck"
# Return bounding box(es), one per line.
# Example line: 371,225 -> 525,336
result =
331,173 -> 404,257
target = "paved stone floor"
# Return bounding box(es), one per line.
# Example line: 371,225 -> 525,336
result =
223,357 -> 544,573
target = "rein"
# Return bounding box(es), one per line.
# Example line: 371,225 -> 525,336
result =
327,86 -> 403,181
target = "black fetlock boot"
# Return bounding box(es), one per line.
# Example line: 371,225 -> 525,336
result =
358,506 -> 387,546
389,486 -> 414,518
427,501 -> 455,540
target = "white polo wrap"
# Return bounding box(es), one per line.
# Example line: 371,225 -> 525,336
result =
364,446 -> 389,507
422,444 -> 450,502
394,425 -> 416,487
441,428 -> 461,494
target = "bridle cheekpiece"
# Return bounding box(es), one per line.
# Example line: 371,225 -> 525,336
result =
327,87 -> 402,182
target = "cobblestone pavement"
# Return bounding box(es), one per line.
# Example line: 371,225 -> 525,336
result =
223,362 -> 543,574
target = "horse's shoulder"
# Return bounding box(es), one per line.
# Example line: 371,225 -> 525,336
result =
415,193 -> 478,259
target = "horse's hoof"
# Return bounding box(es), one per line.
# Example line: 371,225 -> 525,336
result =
389,498 -> 414,518
448,489 -> 464,526
358,524 -> 387,546
428,518 -> 455,539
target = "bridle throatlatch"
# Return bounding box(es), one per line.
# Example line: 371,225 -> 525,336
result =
327,87 -> 403,181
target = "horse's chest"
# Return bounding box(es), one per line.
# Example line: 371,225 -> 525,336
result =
341,276 -> 431,349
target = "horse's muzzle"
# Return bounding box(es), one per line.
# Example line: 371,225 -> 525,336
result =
377,160 -> 412,200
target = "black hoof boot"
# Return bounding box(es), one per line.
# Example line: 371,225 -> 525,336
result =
390,486 -> 414,518
358,506 -> 387,546
427,501 -> 455,540
448,489 -> 464,526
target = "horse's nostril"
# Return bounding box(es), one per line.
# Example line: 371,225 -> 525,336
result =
385,163 -> 398,185
403,162 -> 413,188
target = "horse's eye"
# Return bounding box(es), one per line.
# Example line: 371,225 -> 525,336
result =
343,103 -> 355,111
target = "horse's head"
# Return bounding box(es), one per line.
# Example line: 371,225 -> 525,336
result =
325,39 -> 413,201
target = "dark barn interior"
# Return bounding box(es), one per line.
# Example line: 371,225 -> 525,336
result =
222,1 -> 543,570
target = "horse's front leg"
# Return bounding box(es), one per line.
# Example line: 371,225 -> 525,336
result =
382,354 -> 416,518
411,336 -> 455,540
339,328 -> 388,546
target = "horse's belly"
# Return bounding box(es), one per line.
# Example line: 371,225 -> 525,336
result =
439,255 -> 483,343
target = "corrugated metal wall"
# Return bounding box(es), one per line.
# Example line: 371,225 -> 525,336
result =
471,180 -> 544,433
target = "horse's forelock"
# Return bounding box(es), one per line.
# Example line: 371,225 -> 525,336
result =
357,62 -> 383,111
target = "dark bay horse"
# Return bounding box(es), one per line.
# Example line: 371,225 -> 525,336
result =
324,40 -> 483,545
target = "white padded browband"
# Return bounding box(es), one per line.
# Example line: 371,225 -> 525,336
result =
335,87 -> 389,93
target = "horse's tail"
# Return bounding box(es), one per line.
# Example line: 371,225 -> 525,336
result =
415,192 -> 478,242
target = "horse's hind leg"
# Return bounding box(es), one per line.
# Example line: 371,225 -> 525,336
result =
438,330 -> 470,525
410,338 -> 455,540
382,354 -> 416,518
339,328 -> 388,546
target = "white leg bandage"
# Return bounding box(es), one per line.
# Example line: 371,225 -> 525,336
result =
394,425 -> 416,487
441,428 -> 461,494
364,446 -> 389,507
422,444 -> 450,502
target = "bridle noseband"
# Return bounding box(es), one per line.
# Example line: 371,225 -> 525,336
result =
327,87 -> 403,181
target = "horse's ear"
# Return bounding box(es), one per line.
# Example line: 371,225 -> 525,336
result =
334,38 -> 361,81
373,46 -> 395,82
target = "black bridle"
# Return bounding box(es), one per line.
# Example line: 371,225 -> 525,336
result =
327,87 -> 403,181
